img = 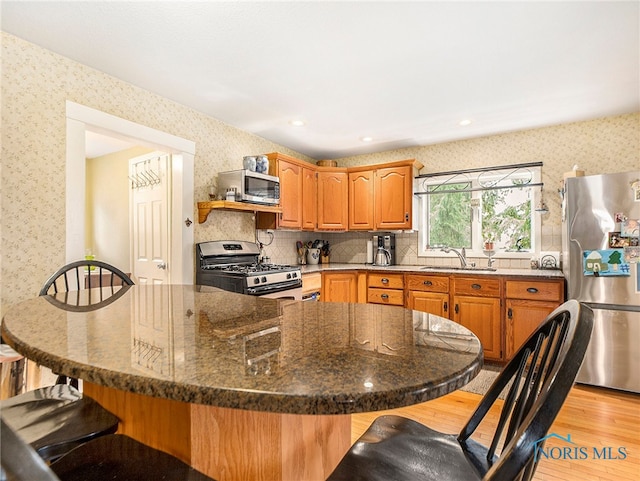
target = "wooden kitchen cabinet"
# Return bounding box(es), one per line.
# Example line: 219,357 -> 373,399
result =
348,160 -> 421,231
275,156 -> 303,229
322,271 -> 358,303
504,278 -> 565,360
367,272 -> 404,306
317,170 -> 348,230
301,166 -> 317,230
375,164 -> 413,230
452,276 -> 502,360
348,170 -> 375,230
405,274 -> 450,318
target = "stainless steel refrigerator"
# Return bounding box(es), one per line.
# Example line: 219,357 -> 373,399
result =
562,170 -> 640,393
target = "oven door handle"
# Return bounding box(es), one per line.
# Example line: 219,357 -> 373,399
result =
246,280 -> 302,296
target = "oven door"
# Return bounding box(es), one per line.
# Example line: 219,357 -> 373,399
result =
246,280 -> 302,300
255,286 -> 302,301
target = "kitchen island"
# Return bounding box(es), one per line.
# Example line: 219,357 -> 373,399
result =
2,285 -> 482,481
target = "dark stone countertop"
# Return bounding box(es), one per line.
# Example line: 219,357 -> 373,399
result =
2,285 -> 482,415
301,263 -> 565,278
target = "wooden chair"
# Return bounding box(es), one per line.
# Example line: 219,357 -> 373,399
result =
0,261 -> 133,463
1,419 -> 216,481
0,377 -> 120,464
327,300 -> 594,481
1,418 -> 61,481
39,259 -> 134,385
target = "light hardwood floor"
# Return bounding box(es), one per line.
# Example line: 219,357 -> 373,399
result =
351,385 -> 639,481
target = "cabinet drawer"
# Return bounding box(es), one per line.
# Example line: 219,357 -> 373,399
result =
368,273 -> 404,289
367,288 -> 404,306
505,280 -> 563,302
405,274 -> 449,293
453,277 -> 501,297
302,272 -> 322,294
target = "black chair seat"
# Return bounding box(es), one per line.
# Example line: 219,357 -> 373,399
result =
329,414 -> 495,481
50,434 -> 215,481
328,300 -> 594,481
0,384 -> 119,462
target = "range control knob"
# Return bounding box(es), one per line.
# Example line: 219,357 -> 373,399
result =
253,278 -> 260,285
261,276 -> 267,283
286,273 -> 292,279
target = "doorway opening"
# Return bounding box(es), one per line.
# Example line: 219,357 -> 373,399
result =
65,101 -> 196,284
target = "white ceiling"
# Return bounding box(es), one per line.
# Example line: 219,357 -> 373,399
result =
2,1 -> 639,160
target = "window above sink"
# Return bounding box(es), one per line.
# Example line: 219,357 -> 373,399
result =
415,163 -> 543,260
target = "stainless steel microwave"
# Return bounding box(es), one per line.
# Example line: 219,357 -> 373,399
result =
217,169 -> 280,205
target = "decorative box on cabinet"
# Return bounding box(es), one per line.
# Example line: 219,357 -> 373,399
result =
452,276 -> 502,361
504,278 -> 564,360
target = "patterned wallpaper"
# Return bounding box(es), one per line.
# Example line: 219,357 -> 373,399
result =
2,32 -> 639,309
0,32 -> 312,310
261,113 -> 640,267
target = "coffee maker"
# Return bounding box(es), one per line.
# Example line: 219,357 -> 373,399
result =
372,233 -> 396,266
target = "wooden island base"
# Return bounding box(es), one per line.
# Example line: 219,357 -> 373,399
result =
84,382 -> 351,481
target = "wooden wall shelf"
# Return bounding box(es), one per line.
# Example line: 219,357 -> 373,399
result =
197,201 -> 282,224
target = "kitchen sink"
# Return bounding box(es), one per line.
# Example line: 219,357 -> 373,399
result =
421,266 -> 497,272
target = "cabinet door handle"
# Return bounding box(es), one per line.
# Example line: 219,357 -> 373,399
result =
508,307 -> 513,319
443,301 -> 448,313
526,287 -> 539,294
381,294 -> 389,300
454,303 -> 459,314
423,280 -> 433,286
381,278 -> 389,284
471,283 -> 481,290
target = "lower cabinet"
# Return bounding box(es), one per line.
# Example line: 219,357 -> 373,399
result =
316,269 -> 564,363
367,273 -> 404,306
504,279 -> 565,360
452,276 -> 503,361
321,271 -> 358,303
453,295 -> 502,360
406,274 -> 450,318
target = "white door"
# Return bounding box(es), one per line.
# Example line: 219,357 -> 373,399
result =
130,152 -> 171,285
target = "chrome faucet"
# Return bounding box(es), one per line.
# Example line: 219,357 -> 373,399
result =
441,246 -> 471,268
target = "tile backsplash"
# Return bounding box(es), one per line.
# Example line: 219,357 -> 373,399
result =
259,229 -> 562,270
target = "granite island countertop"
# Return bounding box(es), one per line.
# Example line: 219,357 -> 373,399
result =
1,284 -> 482,415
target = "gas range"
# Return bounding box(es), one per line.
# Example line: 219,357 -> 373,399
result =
196,241 -> 302,297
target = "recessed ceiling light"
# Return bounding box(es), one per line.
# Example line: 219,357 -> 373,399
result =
289,119 -> 305,127
361,136 -> 373,142
459,119 -> 472,126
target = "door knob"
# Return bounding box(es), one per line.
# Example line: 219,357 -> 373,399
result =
157,262 -> 167,270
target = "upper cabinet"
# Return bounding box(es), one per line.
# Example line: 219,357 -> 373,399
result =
349,160 -> 421,231
273,153 -> 303,229
301,166 -> 317,230
348,170 -> 375,230
256,153 -> 422,232
375,164 -> 413,230
317,170 -> 348,230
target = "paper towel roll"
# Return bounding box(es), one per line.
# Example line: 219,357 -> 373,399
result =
366,240 -> 374,264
